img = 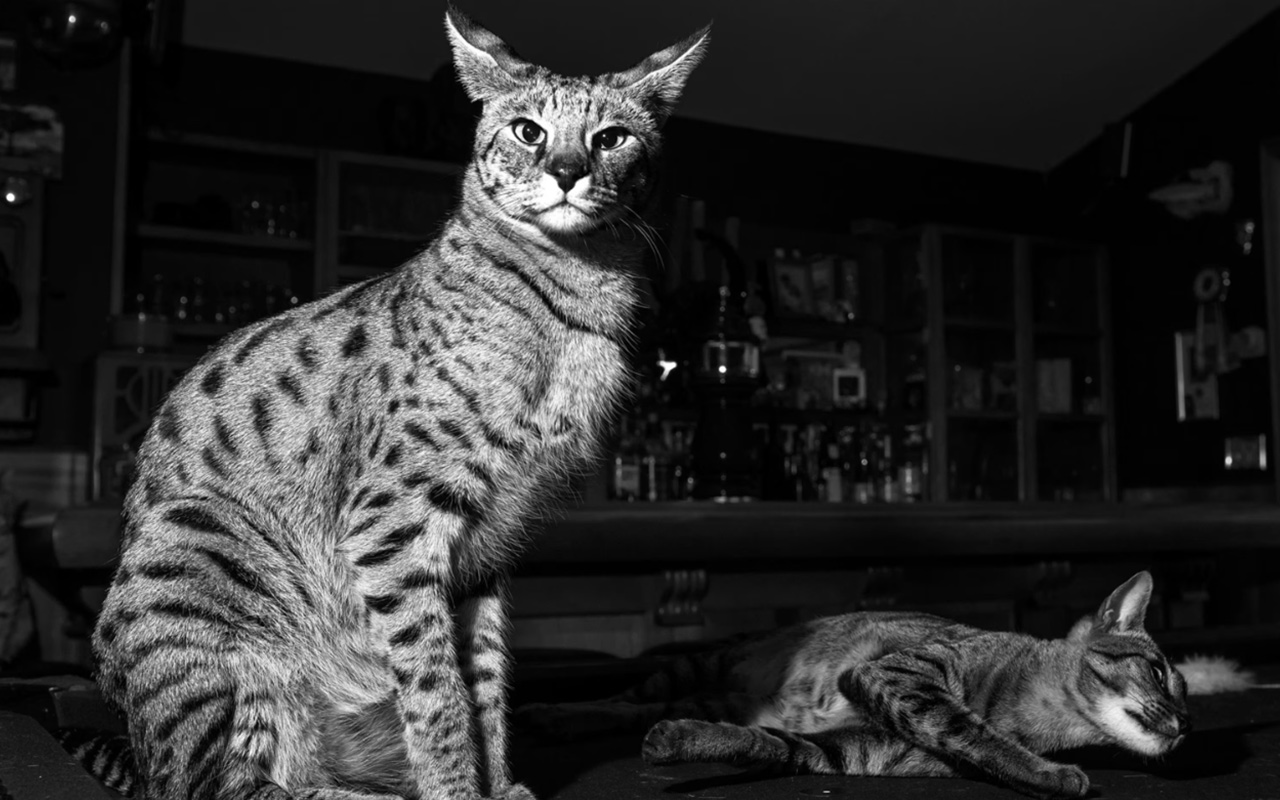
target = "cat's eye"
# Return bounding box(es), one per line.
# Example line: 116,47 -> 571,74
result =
592,127 -> 630,151
512,120 -> 545,145
1149,661 -> 1167,684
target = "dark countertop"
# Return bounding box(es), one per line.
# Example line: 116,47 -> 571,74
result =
3,670 -> 1279,800
26,501 -> 1280,573
511,679 -> 1280,800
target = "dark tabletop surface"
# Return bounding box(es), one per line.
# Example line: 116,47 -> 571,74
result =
510,677 -> 1280,800
1,669 -> 1278,800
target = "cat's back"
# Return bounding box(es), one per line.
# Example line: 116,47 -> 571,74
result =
126,273 -> 397,524
746,611 -> 981,733
793,609 -> 979,663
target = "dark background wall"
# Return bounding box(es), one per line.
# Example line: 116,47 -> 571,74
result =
1050,11 -> 1280,492
139,45 -> 1053,236
7,6 -> 1280,495
0,3 -> 122,448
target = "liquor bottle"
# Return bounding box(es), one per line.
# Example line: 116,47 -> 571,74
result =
849,426 -> 872,504
820,429 -> 844,503
609,414 -> 643,502
642,412 -> 671,502
899,423 -> 927,502
874,424 -> 899,503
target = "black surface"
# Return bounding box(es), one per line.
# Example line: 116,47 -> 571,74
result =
511,681 -> 1280,800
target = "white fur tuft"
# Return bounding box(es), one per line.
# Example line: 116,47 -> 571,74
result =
1175,655 -> 1271,695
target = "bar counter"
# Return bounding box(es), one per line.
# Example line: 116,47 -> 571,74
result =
26,500 -> 1280,572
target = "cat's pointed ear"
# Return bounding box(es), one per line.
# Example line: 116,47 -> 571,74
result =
444,5 -> 535,103
605,23 -> 711,124
1092,571 -> 1154,635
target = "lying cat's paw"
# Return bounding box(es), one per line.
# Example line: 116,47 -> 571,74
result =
1029,763 -> 1090,799
642,720 -> 688,765
488,783 -> 537,800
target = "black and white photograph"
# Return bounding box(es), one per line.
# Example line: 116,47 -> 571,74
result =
1,2 -> 1280,800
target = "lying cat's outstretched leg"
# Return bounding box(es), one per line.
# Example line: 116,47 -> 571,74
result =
838,653 -> 1089,800
248,786 -> 404,800
642,720 -> 956,777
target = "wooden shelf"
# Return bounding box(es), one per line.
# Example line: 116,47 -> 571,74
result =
338,229 -> 433,243
146,129 -> 318,161
170,322 -> 234,339
944,317 -> 1015,332
1034,325 -> 1102,338
331,148 -> 462,174
768,317 -> 870,340
136,224 -> 314,252
1037,413 -> 1106,423
948,409 -> 1018,421
335,264 -> 394,286
751,406 -> 879,427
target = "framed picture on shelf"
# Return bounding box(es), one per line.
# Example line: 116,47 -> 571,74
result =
767,255 -> 860,322
781,349 -> 847,410
769,258 -> 814,318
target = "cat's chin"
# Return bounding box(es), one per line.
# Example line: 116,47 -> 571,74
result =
534,204 -> 601,236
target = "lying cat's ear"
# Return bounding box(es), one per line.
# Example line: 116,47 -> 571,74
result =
1093,571 -> 1154,635
605,23 -> 711,124
444,5 -> 535,103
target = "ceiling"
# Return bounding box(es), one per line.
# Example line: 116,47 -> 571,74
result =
181,0 -> 1280,172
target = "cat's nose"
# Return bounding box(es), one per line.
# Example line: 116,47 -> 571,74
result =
1174,712 -> 1191,736
545,152 -> 589,192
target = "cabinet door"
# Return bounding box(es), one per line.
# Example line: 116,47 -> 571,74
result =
1029,241 -> 1109,501
936,230 -> 1020,501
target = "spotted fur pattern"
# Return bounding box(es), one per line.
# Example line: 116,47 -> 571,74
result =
518,572 -> 1189,800
85,7 -> 709,800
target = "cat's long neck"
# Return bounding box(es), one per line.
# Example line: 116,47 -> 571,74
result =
439,164 -> 643,340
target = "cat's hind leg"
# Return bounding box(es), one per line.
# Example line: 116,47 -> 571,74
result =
642,720 -> 956,777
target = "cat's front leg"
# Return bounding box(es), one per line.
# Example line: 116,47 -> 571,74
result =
455,575 -> 535,800
355,513 -> 479,800
838,654 -> 1089,800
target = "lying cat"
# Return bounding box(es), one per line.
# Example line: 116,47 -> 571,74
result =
516,571 -> 1188,799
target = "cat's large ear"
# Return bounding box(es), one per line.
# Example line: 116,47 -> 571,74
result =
1090,571 -> 1154,636
605,23 -> 711,124
444,5 -> 536,103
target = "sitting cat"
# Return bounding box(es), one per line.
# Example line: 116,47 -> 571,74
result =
516,571 -> 1188,799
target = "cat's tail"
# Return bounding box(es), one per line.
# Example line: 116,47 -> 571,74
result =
56,727 -> 138,796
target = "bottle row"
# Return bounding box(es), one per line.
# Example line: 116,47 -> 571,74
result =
129,273 -> 302,328
606,412 -> 930,505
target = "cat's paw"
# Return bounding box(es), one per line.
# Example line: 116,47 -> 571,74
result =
642,720 -> 688,765
488,783 -> 537,800
1028,763 -> 1090,799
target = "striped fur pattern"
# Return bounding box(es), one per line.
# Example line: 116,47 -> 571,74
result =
85,7 -> 709,800
518,572 -> 1189,800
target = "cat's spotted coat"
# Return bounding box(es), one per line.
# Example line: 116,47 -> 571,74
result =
83,7 -> 709,800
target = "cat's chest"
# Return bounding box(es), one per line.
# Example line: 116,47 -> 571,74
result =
527,330 -> 627,442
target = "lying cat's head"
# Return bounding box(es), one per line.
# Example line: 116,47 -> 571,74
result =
1068,571 -> 1189,757
444,5 -> 709,237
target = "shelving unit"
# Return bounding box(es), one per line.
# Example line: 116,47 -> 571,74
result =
321,150 -> 462,291
887,225 -> 1114,503
97,131 -> 466,497
110,131 -> 464,341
